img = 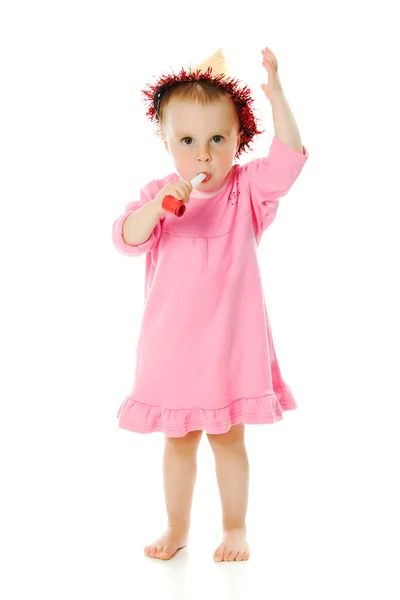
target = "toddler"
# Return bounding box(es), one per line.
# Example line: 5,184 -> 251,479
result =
112,47 -> 309,562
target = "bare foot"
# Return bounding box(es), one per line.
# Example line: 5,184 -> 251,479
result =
213,528 -> 250,562
144,527 -> 188,560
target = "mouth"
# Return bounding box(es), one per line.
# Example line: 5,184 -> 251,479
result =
198,172 -> 212,183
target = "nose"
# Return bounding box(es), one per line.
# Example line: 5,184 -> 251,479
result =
197,147 -> 211,162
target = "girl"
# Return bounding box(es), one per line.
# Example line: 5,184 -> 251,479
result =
112,47 -> 309,562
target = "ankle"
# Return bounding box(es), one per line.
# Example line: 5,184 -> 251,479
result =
167,518 -> 191,533
223,521 -> 247,532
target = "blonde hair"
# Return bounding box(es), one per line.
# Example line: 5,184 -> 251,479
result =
158,80 -> 239,131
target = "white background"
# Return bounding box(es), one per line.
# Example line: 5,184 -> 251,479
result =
1,0 -> 399,598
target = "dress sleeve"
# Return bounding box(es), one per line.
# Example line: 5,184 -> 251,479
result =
240,135 -> 309,240
112,182 -> 165,256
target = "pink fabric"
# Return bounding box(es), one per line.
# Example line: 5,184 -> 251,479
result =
112,136 -> 309,437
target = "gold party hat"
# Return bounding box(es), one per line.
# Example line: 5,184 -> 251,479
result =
192,47 -> 230,77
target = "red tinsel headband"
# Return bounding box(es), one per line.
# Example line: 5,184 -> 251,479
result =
141,65 -> 264,159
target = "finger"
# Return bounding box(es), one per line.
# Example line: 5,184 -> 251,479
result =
178,185 -> 192,200
262,46 -> 275,58
262,49 -> 277,69
182,181 -> 193,192
177,183 -> 190,196
263,58 -> 276,74
262,57 -> 273,71
176,185 -> 190,202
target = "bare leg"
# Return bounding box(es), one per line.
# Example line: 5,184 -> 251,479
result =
207,423 -> 251,562
144,429 -> 203,560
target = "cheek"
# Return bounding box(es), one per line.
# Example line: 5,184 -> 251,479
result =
170,148 -> 193,174
171,145 -> 186,158
175,150 -> 191,166
220,148 -> 235,164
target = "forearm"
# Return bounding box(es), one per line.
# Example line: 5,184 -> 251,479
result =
122,200 -> 164,246
270,92 -> 303,154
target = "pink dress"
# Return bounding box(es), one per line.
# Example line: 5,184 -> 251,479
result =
112,136 -> 309,437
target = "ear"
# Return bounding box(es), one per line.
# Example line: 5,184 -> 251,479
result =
236,130 -> 243,151
160,132 -> 170,154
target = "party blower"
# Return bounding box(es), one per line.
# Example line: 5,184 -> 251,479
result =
162,173 -> 207,217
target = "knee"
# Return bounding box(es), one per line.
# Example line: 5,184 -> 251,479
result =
165,429 -> 203,452
207,423 -> 245,453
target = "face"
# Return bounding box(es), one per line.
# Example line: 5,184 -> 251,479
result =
160,96 -> 242,192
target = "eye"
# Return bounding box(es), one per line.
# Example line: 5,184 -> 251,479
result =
181,135 -> 225,146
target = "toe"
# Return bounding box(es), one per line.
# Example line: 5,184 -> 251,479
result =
235,551 -> 245,561
228,550 -> 239,562
223,547 -> 232,561
213,544 -> 225,562
149,545 -> 157,558
159,546 -> 173,560
214,554 -> 222,562
243,550 -> 250,560
144,545 -> 150,556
